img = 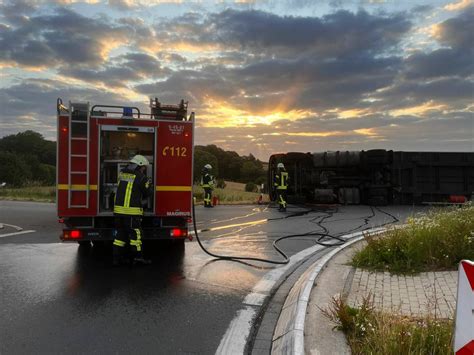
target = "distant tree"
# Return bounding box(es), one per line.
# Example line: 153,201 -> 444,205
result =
37,164 -> 56,185
0,130 -> 56,165
245,182 -> 258,192
0,131 -> 56,186
194,145 -> 266,184
240,161 -> 263,182
255,176 -> 267,185
216,178 -> 226,189
0,151 -> 32,187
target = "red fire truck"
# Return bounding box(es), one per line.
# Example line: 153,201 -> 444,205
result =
56,97 -> 194,248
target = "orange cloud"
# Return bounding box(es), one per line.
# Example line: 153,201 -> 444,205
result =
389,100 -> 448,117
353,128 -> 378,136
0,61 -> 49,71
444,0 -> 473,11
198,98 -> 315,127
263,131 -> 345,137
328,108 -> 372,119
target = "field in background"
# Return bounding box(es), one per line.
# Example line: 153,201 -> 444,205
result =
0,182 -> 269,205
0,185 -> 56,202
194,181 -> 268,204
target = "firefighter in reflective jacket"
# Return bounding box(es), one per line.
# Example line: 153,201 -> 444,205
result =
274,163 -> 289,212
113,155 -> 153,265
200,164 -> 215,208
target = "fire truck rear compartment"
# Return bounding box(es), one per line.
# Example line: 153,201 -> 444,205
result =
99,128 -> 154,213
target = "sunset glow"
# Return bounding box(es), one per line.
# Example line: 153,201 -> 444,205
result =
0,0 -> 472,159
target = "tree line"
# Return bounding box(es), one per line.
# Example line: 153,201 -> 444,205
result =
0,131 -> 56,187
0,131 -> 267,188
193,145 -> 267,190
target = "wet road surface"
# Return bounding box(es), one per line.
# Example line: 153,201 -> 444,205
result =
0,201 -> 429,353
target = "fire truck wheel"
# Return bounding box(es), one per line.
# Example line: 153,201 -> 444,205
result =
92,240 -> 107,249
172,239 -> 185,250
164,239 -> 185,253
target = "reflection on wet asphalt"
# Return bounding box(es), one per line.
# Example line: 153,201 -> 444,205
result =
1,243 -> 251,354
0,201 -> 429,353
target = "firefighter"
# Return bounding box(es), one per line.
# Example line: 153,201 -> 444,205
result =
200,164 -> 215,208
113,154 -> 153,266
274,163 -> 289,212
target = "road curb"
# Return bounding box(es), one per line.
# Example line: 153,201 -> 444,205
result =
271,228 -> 386,354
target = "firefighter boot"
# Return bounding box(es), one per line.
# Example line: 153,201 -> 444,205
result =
112,246 -> 124,266
133,252 -> 152,265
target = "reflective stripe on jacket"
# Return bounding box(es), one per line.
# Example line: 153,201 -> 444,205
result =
274,171 -> 289,190
200,173 -> 215,189
114,168 -> 152,215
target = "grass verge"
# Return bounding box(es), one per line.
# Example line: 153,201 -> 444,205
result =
352,204 -> 474,274
0,185 -> 56,202
0,183 -> 268,205
322,295 -> 453,355
193,183 -> 268,204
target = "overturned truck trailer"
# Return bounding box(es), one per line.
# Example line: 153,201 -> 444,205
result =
268,150 -> 474,205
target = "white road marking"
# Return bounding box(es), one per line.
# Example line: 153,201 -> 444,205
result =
0,223 -> 24,231
0,230 -> 36,238
215,306 -> 257,355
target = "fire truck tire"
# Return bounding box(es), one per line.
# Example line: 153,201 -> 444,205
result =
170,239 -> 185,252
92,240 -> 107,249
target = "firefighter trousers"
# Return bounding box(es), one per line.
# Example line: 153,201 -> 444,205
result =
113,215 -> 143,262
277,189 -> 287,211
203,188 -> 213,207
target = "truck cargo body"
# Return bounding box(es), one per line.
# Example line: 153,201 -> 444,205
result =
269,150 -> 474,205
57,99 -> 194,244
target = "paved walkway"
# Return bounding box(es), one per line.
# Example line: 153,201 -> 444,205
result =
304,240 -> 458,354
347,269 -> 457,319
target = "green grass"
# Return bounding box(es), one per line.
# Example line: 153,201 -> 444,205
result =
193,183 -> 268,204
323,295 -> 453,355
352,203 -> 474,274
0,185 -> 56,202
0,183 -> 268,205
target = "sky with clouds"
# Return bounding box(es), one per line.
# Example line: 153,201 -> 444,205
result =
0,0 -> 473,160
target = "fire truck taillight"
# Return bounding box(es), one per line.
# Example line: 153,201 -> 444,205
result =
64,230 -> 81,239
171,229 -> 187,238
61,127 -> 67,133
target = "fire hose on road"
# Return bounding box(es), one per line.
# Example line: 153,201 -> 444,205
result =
191,202 -> 399,265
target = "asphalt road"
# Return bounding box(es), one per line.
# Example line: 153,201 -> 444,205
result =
0,201 -> 428,354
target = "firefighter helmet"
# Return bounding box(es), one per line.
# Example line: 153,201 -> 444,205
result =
130,155 -> 149,166
204,164 -> 212,170
277,163 -> 285,169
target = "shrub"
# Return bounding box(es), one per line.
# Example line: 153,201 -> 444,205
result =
0,151 -> 32,187
245,182 -> 258,192
216,178 -> 226,189
37,164 -> 56,185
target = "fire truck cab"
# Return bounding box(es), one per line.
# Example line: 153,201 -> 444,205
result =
56,97 -> 194,247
